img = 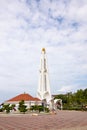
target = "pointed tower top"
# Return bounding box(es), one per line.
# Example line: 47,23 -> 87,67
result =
42,48 -> 46,53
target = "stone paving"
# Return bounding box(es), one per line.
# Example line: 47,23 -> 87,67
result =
0,111 -> 87,130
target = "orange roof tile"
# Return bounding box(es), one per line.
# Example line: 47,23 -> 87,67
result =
7,93 -> 41,102
33,97 -> 41,101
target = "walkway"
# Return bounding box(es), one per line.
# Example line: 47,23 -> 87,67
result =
0,111 -> 87,130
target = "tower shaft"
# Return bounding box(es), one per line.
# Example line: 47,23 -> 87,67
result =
37,48 -> 51,102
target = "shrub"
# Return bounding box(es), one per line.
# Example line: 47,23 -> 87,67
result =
18,100 -> 27,114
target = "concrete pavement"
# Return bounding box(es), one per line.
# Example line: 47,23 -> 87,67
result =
0,110 -> 87,130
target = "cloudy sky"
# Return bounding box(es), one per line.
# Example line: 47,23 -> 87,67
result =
0,0 -> 87,103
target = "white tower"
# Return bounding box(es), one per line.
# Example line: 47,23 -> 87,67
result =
37,48 -> 51,102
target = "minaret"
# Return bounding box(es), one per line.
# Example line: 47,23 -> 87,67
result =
37,48 -> 51,102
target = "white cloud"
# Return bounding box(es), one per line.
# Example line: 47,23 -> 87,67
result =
58,85 -> 75,93
0,0 -> 87,102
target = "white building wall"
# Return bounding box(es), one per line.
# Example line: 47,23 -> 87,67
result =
4,101 -> 42,110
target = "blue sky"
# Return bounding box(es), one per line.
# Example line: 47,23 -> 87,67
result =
0,0 -> 87,103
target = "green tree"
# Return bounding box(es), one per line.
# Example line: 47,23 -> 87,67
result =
2,104 -> 11,113
83,88 -> 87,103
75,89 -> 84,105
2,104 -> 14,113
18,100 -> 27,114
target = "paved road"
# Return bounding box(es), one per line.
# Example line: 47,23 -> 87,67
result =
0,111 -> 87,130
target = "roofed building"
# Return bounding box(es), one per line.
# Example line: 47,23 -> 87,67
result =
4,93 -> 41,109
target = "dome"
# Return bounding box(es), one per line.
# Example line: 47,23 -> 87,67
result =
42,48 -> 46,53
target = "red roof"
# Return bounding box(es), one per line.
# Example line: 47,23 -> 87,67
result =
33,97 -> 41,101
7,93 -> 41,102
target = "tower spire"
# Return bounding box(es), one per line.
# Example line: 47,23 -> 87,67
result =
37,48 -> 51,102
